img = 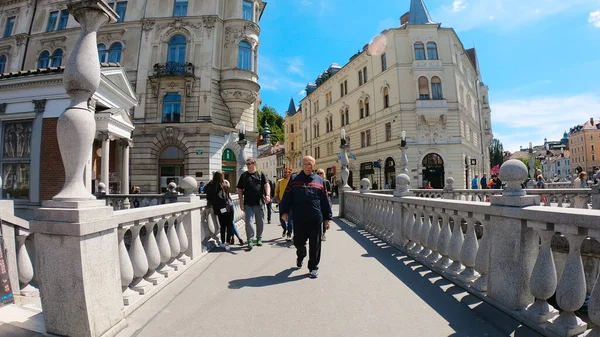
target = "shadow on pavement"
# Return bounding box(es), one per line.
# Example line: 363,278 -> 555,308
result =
334,218 -> 542,337
228,267 -> 307,289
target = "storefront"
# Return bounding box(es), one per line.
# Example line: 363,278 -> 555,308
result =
360,162 -> 375,187
384,157 -> 396,189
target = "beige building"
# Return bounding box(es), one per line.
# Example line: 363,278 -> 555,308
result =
569,118 -> 600,176
0,0 -> 266,194
284,97 -> 302,172
299,0 -> 492,189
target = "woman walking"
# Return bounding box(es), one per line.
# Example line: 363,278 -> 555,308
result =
206,171 -> 235,251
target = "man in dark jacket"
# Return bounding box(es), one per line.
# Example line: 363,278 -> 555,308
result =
280,156 -> 332,279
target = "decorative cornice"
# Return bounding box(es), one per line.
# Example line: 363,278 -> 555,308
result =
141,18 -> 155,41
224,24 -> 258,48
0,0 -> 28,7
39,36 -> 68,53
156,17 -> 201,32
0,78 -> 63,90
4,7 -> 20,17
14,33 -> 28,46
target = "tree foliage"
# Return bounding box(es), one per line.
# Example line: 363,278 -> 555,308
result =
517,158 -> 542,171
257,105 -> 284,145
489,138 -> 505,168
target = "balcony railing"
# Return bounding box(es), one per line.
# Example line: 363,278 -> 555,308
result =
153,62 -> 194,77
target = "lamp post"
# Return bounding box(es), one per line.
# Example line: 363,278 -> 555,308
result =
377,158 -> 382,189
399,131 -> 408,175
527,142 -> 535,188
237,122 -> 248,181
394,130 -> 411,197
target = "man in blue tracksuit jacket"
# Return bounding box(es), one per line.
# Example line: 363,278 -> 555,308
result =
280,156 -> 332,279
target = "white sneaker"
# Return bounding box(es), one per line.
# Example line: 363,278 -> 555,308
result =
225,244 -> 231,252
220,242 -> 226,248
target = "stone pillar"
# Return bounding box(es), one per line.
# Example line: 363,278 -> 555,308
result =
101,133 -> 110,194
237,136 -> 248,182
30,2 -> 124,337
121,140 -> 130,194
178,176 -> 205,258
487,159 -> 539,310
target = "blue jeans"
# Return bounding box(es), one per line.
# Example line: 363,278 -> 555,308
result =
280,209 -> 293,235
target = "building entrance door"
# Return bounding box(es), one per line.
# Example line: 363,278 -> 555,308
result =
159,146 -> 185,192
422,153 -> 445,189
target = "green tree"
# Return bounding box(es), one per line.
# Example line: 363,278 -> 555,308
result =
257,105 -> 284,144
489,138 -> 504,168
517,158 -> 542,171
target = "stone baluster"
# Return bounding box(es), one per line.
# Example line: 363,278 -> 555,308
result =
547,231 -> 588,336
156,217 -> 174,277
177,212 -> 191,264
472,214 -> 491,292
426,209 -> 441,263
410,207 -> 424,254
435,213 -> 453,269
15,233 -> 38,296
458,215 -> 479,283
557,193 -> 564,207
167,215 -> 184,270
392,200 -> 405,246
419,208 -> 433,258
447,214 -> 465,275
587,237 -> 600,337
404,205 -> 416,250
385,200 -> 394,241
127,223 -> 152,294
143,219 -> 164,285
117,228 -> 138,305
523,223 -> 558,323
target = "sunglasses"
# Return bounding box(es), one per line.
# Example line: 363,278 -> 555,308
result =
246,162 -> 255,166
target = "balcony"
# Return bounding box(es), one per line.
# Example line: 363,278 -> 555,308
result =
220,68 -> 260,125
152,62 -> 195,77
415,99 -> 448,126
411,59 -> 443,71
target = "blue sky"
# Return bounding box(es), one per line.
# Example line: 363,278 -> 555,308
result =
256,0 -> 600,152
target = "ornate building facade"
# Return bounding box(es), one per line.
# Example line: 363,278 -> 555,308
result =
0,0 -> 265,196
300,0 -> 492,189
284,97 -> 302,172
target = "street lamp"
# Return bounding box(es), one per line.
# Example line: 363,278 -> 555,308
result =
339,128 -> 351,191
527,141 -> 535,188
377,158 -> 383,189
237,122 -> 248,179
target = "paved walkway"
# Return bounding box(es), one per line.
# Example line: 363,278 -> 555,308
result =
116,204 -> 542,337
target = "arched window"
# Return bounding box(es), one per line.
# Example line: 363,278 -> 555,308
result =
427,42 -> 438,60
383,87 -> 389,108
108,42 -> 122,63
38,51 -> 50,68
238,41 -> 252,70
97,44 -> 107,63
329,116 -> 333,132
431,76 -> 443,100
414,42 -> 425,60
162,93 -> 182,123
0,55 -> 6,74
418,76 -> 430,100
167,35 -> 187,63
290,123 -> 294,133
50,49 -> 63,67
359,100 -> 364,119
364,97 -> 370,117
340,110 -> 345,126
325,117 -> 329,133
345,108 -> 349,125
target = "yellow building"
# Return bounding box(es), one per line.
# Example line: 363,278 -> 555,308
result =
284,97 -> 303,172
299,0 -> 492,189
569,118 -> 600,176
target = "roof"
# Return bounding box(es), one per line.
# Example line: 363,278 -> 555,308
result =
465,48 -> 477,72
407,0 -> 437,25
286,97 -> 297,116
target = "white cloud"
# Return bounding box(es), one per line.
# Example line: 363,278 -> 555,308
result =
589,10 -> 600,27
298,90 -> 307,97
453,0 -> 467,12
433,0 -> 597,31
286,57 -> 305,76
491,93 -> 600,152
258,56 -> 307,94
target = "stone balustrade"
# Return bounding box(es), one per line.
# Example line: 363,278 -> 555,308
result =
0,200 -> 38,305
341,160 -> 600,337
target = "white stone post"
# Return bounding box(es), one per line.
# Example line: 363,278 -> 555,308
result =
121,140 -> 130,194
101,133 -> 110,193
30,2 -> 124,337
487,159 -> 539,310
339,129 -> 352,216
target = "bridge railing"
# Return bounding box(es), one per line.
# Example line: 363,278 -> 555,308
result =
0,200 -> 38,305
340,160 -> 599,337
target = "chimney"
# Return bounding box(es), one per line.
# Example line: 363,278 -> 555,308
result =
591,117 -> 594,126
400,12 -> 410,25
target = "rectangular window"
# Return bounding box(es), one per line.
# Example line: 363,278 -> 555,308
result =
2,121 -> 32,200
432,83 -> 443,100
366,129 -> 371,146
291,142 -> 294,151
108,2 -> 127,22
361,131 -> 366,148
385,123 -> 391,141
358,70 -> 363,86
57,10 -> 69,30
363,66 -> 368,82
173,0 -> 188,17
381,53 -> 387,71
304,128 -> 307,140
344,80 -> 348,95
243,0 -> 253,21
46,11 -> 58,32
4,16 -> 15,37
340,82 -> 344,97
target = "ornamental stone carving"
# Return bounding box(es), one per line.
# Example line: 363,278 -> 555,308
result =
32,99 -> 47,113
15,34 -> 27,46
220,89 -> 257,102
97,29 -> 125,45
141,18 -> 155,41
416,115 -> 449,143
39,36 -> 67,53
156,17 -> 201,32
202,16 -> 217,39
224,24 -> 259,49
0,103 -> 6,114
4,7 -> 20,16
